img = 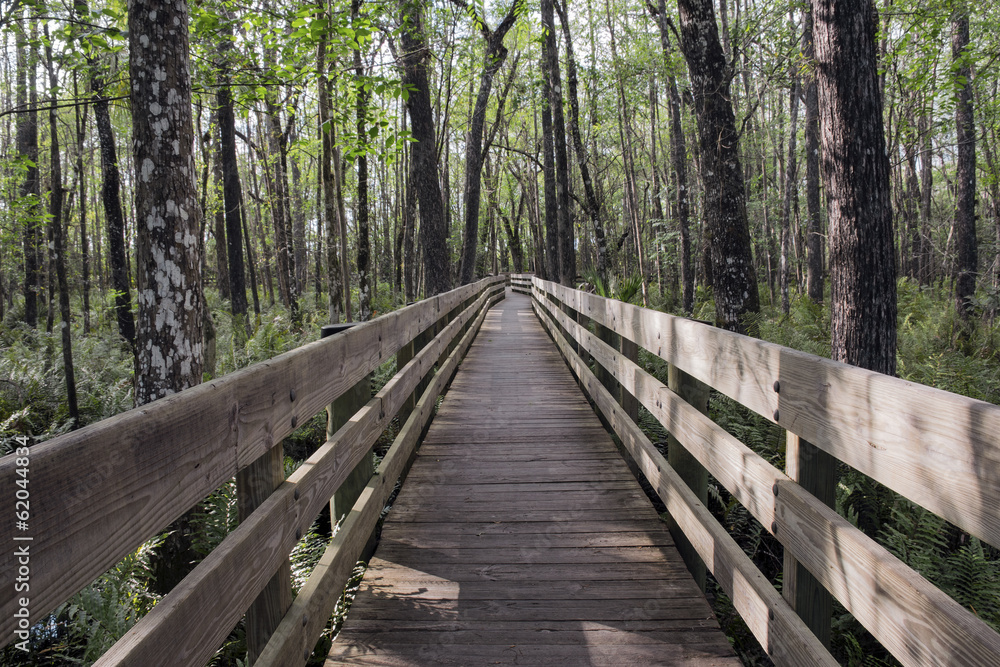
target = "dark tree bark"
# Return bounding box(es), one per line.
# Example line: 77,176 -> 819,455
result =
781,75 -> 801,315
210,133 -> 231,301
92,75 -> 136,350
400,0 -> 451,296
455,0 -> 519,285
74,75 -> 91,334
318,17 -> 343,321
555,0 -> 609,278
44,31 -> 79,425
16,22 -> 40,328
130,0 -> 205,596
918,106 -> 933,283
653,0 -> 694,313
813,0 -> 896,375
804,5 -> 824,303
216,17 -> 249,332
952,5 -> 977,322
677,0 -> 760,334
542,0 -> 575,284
403,135 -> 417,302
540,78 -> 559,281
354,0 -> 372,319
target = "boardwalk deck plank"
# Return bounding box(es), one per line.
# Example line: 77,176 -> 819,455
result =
326,290 -> 739,666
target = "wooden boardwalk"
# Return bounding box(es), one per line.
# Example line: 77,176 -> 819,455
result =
326,290 -> 740,666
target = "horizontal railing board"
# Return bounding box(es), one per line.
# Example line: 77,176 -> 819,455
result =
532,279 -> 1000,551
0,276 -> 503,646
532,299 -> 836,667
534,285 -> 1000,667
94,283 -> 503,666
255,288 -> 501,667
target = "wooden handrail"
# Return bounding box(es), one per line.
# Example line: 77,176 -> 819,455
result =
0,276 -> 505,657
528,277 -> 1000,667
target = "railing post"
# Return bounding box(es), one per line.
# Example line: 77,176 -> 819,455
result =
237,440 -> 292,664
664,364 -> 709,592
396,305 -> 417,425
783,433 -> 835,648
619,335 -> 639,422
321,325 -> 374,534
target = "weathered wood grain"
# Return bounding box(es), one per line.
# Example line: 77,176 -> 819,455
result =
533,278 -> 1000,551
534,299 -> 837,667
0,277 -> 504,643
253,285 -> 501,667
92,283 -> 504,665
536,285 -> 1000,667
327,291 -> 739,666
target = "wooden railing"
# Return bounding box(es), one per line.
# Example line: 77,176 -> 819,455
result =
510,272 -> 533,295
515,273 -> 1000,667
0,276 -> 506,665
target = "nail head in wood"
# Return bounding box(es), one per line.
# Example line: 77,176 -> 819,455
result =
289,389 -> 296,402
291,415 -> 298,428
771,521 -> 778,534
772,483 -> 779,496
772,409 -> 779,422
773,380 -> 780,393
295,528 -> 302,540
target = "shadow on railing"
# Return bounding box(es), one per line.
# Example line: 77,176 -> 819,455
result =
0,276 -> 506,665
514,273 -> 1000,667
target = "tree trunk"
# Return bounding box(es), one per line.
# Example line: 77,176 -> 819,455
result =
952,5 -> 977,324
318,20 -> 343,322
74,75 -> 91,334
92,74 -> 136,350
456,2 -> 519,285
353,0 -> 372,319
44,31 -> 79,425
542,0 -> 575,284
401,0 -> 451,296
555,0 -> 609,278
211,133 -> 231,301
804,5 -> 824,303
781,75 -> 801,315
129,0 -> 205,596
16,22 -> 40,328
654,0 -> 694,313
814,0 -> 897,375
540,78 -> 559,281
918,105 -> 934,284
677,0 -> 760,334
217,15 -> 250,335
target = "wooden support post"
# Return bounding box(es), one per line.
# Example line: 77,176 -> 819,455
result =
321,324 -> 375,546
237,443 -> 292,665
595,323 -> 619,402
783,432 -> 836,648
619,336 -> 639,422
665,364 -> 709,592
396,336 -> 416,425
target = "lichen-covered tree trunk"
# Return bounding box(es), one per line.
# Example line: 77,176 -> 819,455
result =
400,0 -> 451,296
813,0 -> 896,375
677,0 -> 760,334
952,5 -> 977,323
129,0 -> 205,592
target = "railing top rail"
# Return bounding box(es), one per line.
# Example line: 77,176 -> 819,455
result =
531,277 -> 1000,551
